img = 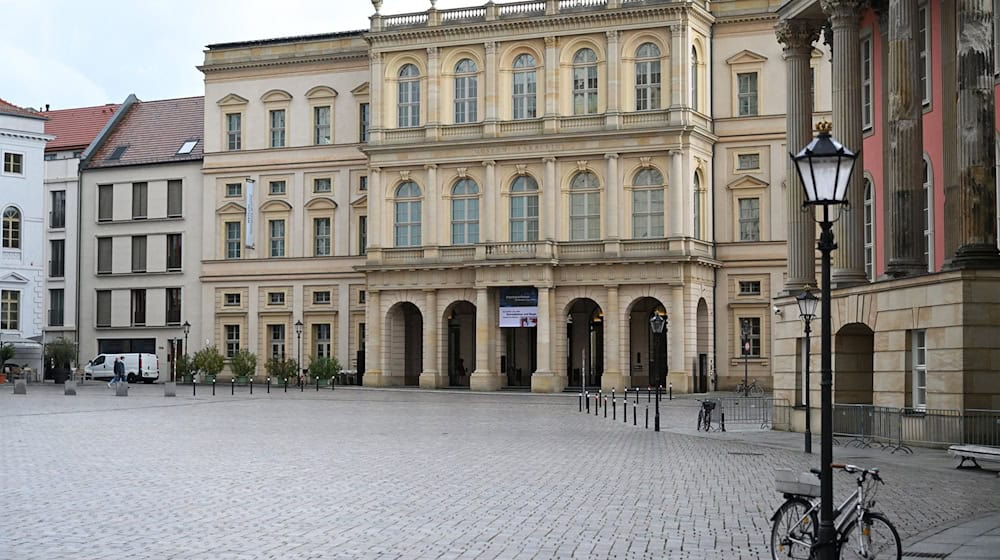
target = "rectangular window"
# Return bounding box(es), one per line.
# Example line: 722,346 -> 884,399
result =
50,239 -> 65,278
359,290 -> 366,304
166,287 -> 181,325
359,322 -> 366,353
97,237 -> 112,274
167,180 -> 183,217
226,113 -> 242,150
359,175 -> 368,191
268,292 -> 285,305
226,183 -> 242,198
269,109 -> 286,148
49,288 -> 64,327
269,180 -> 286,195
269,219 -> 285,257
911,329 -> 927,410
513,69 -> 537,120
225,293 -> 241,306
631,189 -> 664,239
132,182 -> 148,219
918,4 -> 930,106
315,106 -> 332,145
738,280 -> 761,296
131,289 -> 146,326
861,35 -> 873,130
269,324 -> 286,360
314,323 -> 332,359
98,184 -> 113,222
737,72 -> 759,116
225,222 -> 241,259
313,291 -> 331,304
51,190 -> 66,228
225,324 -> 240,358
359,215 -> 368,256
737,154 -> 760,170
738,198 -> 760,242
314,178 -> 331,193
0,290 -> 19,330
3,152 -> 23,175
131,236 -> 147,273
314,218 -> 331,257
166,233 -> 182,271
359,103 -> 370,142
740,317 -> 762,357
96,290 -> 111,327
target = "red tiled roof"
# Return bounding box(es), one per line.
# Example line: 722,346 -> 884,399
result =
88,96 -> 204,168
0,98 -> 45,120
42,104 -> 120,152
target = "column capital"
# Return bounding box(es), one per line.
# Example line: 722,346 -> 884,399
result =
484,41 -> 497,54
424,163 -> 438,170
426,46 -> 439,58
820,0 -> 867,24
542,156 -> 557,164
605,30 -> 620,43
774,19 -> 823,51
604,152 -> 619,160
481,159 -> 496,167
544,36 -> 558,48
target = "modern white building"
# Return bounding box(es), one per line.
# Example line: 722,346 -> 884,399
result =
0,99 -> 52,374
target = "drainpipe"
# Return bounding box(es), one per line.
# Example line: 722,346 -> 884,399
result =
709,23 -> 719,392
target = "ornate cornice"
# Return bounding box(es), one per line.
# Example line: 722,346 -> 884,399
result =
199,52 -> 367,73
774,19 -> 823,51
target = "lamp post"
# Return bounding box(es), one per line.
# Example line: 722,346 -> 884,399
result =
649,312 -> 666,433
182,320 -> 191,356
796,287 -> 818,455
791,121 -> 857,560
294,320 -> 304,386
739,319 -> 752,397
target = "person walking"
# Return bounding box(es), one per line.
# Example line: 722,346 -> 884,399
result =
108,356 -> 125,387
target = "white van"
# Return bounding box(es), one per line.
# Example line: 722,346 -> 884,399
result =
84,353 -> 160,383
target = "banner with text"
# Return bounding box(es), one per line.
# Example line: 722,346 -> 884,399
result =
499,287 -> 538,328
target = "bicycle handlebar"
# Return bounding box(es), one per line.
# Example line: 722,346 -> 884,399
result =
829,463 -> 883,482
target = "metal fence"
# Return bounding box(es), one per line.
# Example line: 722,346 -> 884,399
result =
831,403 -> 1000,450
713,396 -> 790,430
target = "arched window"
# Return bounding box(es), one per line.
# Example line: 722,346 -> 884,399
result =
570,171 -> 600,240
864,178 -> 874,281
397,64 -> 421,128
513,54 -> 537,120
451,178 -> 480,245
509,175 -> 539,242
394,181 -> 422,247
572,48 -> 598,115
923,156 -> 933,272
454,58 -> 478,124
693,172 -> 702,240
2,206 -> 20,249
635,43 -> 661,111
691,46 -> 699,111
632,169 -> 664,239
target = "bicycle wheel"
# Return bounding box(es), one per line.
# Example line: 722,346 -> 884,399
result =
697,409 -> 705,431
770,497 -> 816,560
751,383 -> 764,396
705,411 -> 713,431
840,512 -> 902,560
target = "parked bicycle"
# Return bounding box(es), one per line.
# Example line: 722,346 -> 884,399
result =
697,399 -> 717,431
770,463 -> 901,559
735,378 -> 764,396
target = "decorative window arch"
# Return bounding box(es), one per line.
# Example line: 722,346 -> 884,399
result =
454,59 -> 478,124
572,48 -> 598,115
635,43 -> 661,111
513,54 -> 537,120
923,155 -> 933,272
398,64 -> 421,128
394,181 -> 422,247
509,175 -> 539,242
2,206 -> 20,249
864,177 -> 874,281
632,168 -> 664,239
451,178 -> 480,245
691,45 -> 699,111
569,171 -> 600,240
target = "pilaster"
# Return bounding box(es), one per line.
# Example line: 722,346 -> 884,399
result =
484,41 -> 498,137
424,164 -> 438,247
604,153 -> 620,240
605,30 -> 622,128
482,160 -> 496,242
544,157 -> 557,240
669,150 -> 683,236
602,285 -> 623,391
531,286 -> 560,392
363,290 -> 382,386
420,289 -> 442,388
544,36 -> 560,133
471,287 -> 500,390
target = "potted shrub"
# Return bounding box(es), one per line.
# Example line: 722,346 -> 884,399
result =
0,342 -> 13,384
265,357 -> 298,385
309,356 -> 341,386
45,337 -> 78,384
231,349 -> 257,384
192,346 -> 225,384
175,353 -> 193,383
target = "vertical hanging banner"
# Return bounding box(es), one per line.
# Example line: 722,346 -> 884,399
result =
499,287 -> 538,327
245,178 -> 255,249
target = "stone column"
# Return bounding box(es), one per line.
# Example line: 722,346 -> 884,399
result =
945,0 -> 1000,268
364,290 -> 382,386
602,285 -> 623,391
531,286 -> 557,392
420,289 -> 440,388
606,30 -> 621,127
604,153 -> 620,240
470,287 -> 500,390
669,25 -> 686,108
667,285 -> 688,393
369,167 -> 383,252
482,160 -> 496,242
669,150 -> 683,236
369,51 -> 384,144
776,19 -> 822,293
426,47 -> 441,130
544,36 -> 560,133
884,0 -> 927,277
544,157 -> 557,240
484,41 -> 498,137
822,0 -> 869,287
424,164 -> 438,247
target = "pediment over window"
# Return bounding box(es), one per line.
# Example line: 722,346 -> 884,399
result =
350,194 -> 368,208
726,50 -> 768,65
351,82 -> 370,96
727,175 -> 769,190
217,201 -> 246,215
260,199 -> 293,212
261,89 -> 293,103
306,86 -> 338,100
0,271 -> 29,284
217,93 -> 249,107
305,197 -> 337,210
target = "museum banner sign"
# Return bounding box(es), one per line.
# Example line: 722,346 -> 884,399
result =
499,287 -> 538,327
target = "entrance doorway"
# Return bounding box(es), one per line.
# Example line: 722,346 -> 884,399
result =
628,297 -> 667,388
502,327 -> 536,388
386,302 -> 423,386
445,301 -> 475,387
566,299 -> 604,388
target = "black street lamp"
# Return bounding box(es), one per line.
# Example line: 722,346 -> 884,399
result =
295,320 -> 304,386
648,312 -> 666,433
740,319 -> 752,397
791,121 -> 856,560
796,287 -> 819,454
182,320 -> 191,357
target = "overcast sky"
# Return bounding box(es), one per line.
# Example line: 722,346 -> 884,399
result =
1,0 -> 473,111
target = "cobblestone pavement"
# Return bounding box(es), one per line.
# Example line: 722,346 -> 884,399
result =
1,383 -> 997,559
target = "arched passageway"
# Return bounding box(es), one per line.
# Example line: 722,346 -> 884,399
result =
386,302 -> 423,386
627,297 -> 667,389
834,323 -> 874,404
566,298 -> 603,389
444,301 -> 475,387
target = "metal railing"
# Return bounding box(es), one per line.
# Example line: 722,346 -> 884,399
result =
831,403 -> 1000,450
714,396 -> 790,430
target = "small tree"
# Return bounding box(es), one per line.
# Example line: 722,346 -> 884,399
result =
308,356 -> 341,381
45,337 -> 78,369
1,342 -> 15,372
231,349 -> 257,379
192,346 -> 225,379
175,353 -> 192,380
265,358 -> 298,382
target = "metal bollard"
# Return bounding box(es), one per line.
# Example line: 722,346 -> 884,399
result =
212,379 -> 216,396
648,386 -> 651,403
645,406 -> 649,429
193,379 -> 196,396
623,396 -> 627,423
585,391 -> 590,413
267,377 -> 270,394
669,382 -> 673,401
284,378 -> 288,392
250,379 -> 253,395
232,378 -> 235,395
579,392 -> 582,412
721,411 -> 726,432
603,397 -> 607,418
612,395 -> 616,420
633,403 -> 637,426
635,387 -> 639,405
316,377 -> 320,391
300,375 -> 304,392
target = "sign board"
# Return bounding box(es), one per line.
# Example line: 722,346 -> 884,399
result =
499,287 -> 538,328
